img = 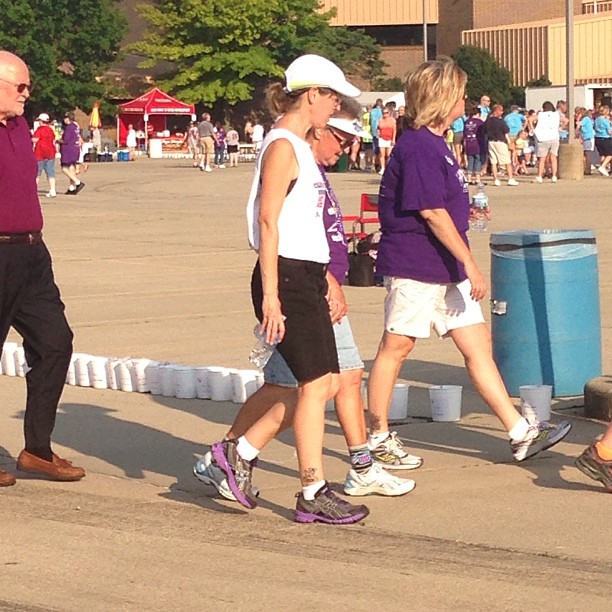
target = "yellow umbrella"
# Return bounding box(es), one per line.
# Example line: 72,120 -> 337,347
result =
89,101 -> 102,128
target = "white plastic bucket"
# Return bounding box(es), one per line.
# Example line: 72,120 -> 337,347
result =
174,366 -> 197,399
519,385 -> 552,422
146,361 -> 162,395
105,358 -> 121,390
133,358 -> 153,393
115,360 -> 136,392
66,354 -> 78,385
159,364 -> 176,397
195,367 -> 211,399
389,383 -> 409,421
208,367 -> 233,402
429,385 -> 462,422
13,346 -> 28,377
75,354 -> 93,387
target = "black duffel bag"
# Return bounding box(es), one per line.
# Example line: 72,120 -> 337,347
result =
347,230 -> 380,287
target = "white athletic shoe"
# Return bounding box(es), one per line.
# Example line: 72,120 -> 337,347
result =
343,464 -> 416,497
370,432 -> 424,470
205,166 -> 212,173
507,178 -> 519,186
193,451 -> 259,501
493,178 -> 501,186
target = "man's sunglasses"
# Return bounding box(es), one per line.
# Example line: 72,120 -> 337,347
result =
328,128 -> 354,149
0,77 -> 34,94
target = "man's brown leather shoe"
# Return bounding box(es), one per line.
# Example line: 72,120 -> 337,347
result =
17,450 -> 85,481
0,468 -> 16,487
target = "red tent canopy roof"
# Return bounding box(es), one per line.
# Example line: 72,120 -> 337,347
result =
118,87 -> 195,115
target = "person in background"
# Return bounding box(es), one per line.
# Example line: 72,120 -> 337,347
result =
514,129 -> 529,175
504,105 -> 525,171
533,101 -> 561,183
251,118 -> 264,154
0,50 -> 85,487
450,112 -> 465,167
126,123 -> 137,161
594,105 -> 612,176
197,112 -> 217,172
213,121 -> 227,168
556,100 -> 570,143
370,98 -> 383,171
226,125 -> 240,167
183,121 -> 200,167
360,105 -> 375,171
478,94 -> 491,119
484,104 -> 518,186
195,101 -> 416,502
577,107 -> 595,175
366,57 -> 571,471
463,103 -> 485,185
31,112 -> 57,199
59,111 -> 84,195
376,105 -> 396,176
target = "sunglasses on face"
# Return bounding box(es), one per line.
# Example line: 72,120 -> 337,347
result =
328,128 -> 354,149
0,77 -> 34,94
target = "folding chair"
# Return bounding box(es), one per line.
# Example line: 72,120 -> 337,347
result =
343,193 -> 380,240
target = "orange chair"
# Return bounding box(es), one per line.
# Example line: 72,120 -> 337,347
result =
344,193 -> 380,240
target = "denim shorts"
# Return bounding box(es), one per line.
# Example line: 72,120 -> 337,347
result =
37,158 -> 56,178
263,316 -> 363,387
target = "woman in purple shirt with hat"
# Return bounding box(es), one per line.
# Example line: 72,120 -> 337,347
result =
59,111 -> 84,195
366,58 -> 571,471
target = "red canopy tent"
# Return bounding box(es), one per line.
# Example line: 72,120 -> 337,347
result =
116,87 -> 196,148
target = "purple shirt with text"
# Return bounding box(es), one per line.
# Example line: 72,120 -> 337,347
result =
376,127 -> 470,283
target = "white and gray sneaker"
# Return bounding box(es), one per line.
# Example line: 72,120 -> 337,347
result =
344,464 -> 416,497
370,432 -> 424,470
511,420 -> 572,461
193,450 -> 260,501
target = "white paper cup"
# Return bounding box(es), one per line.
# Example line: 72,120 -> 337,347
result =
87,357 -> 108,389
66,354 -> 78,385
429,385 -> 462,422
106,358 -> 121,390
174,366 -> 197,399
208,367 -> 233,401
14,346 -> 28,377
389,383 -> 409,421
132,358 -> 153,393
1,342 -> 18,376
231,369 -> 259,404
115,359 -> 137,392
159,364 -> 176,397
75,354 -> 93,387
519,385 -> 552,422
146,361 -> 163,395
195,367 -> 211,399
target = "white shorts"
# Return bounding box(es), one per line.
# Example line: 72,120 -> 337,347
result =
488,141 -> 511,166
383,277 -> 485,338
378,138 -> 393,149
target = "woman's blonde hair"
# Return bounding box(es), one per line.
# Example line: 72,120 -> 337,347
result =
265,82 -> 307,117
403,57 -> 467,129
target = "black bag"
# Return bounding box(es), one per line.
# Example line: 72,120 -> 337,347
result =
347,229 -> 380,287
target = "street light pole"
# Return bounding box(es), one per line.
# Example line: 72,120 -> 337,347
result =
566,0 -> 574,142
423,0 -> 428,61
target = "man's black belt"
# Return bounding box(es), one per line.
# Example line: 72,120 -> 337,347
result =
0,232 -> 43,245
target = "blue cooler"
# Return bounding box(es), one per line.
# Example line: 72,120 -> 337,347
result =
490,229 -> 601,397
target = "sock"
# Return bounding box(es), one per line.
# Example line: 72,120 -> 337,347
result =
75,180 -> 81,186
368,431 -> 389,450
25,446 -> 53,462
508,417 -> 530,442
236,436 -> 260,462
348,444 -> 373,474
302,479 -> 326,501
68,185 -> 76,191
595,441 -> 612,461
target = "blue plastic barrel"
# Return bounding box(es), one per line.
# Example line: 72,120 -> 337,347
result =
490,229 -> 601,397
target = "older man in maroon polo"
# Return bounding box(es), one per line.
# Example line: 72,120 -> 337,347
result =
0,50 -> 84,486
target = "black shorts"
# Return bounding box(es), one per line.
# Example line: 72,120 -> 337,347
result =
227,144 -> 238,154
251,257 -> 339,383
595,137 -> 612,157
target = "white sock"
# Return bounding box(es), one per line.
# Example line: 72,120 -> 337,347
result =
236,436 -> 259,461
368,431 -> 389,450
302,480 -> 326,501
75,180 -> 81,186
509,418 -> 530,442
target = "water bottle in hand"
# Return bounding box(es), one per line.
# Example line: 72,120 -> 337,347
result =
470,182 -> 489,232
248,324 -> 278,369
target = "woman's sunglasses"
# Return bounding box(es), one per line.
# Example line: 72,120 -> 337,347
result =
328,128 -> 355,149
0,77 -> 34,94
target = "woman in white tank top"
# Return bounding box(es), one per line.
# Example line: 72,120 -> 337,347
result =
207,55 -> 370,524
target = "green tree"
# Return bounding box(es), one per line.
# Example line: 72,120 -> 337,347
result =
453,45 -> 514,106
0,0 -> 127,118
130,0 -> 381,106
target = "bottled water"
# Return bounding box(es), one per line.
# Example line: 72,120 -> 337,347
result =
470,182 -> 489,232
248,324 -> 277,369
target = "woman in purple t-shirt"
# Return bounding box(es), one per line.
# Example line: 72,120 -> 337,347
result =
59,111 -> 84,195
366,58 -> 571,470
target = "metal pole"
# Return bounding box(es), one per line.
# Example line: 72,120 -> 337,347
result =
423,0 -> 428,61
566,0 -> 575,142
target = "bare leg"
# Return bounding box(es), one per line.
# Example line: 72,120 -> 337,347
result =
491,162 -> 499,180
550,155 -> 558,177
449,323 -> 521,432
367,331 -> 416,435
334,368 -> 367,447
537,156 -> 546,178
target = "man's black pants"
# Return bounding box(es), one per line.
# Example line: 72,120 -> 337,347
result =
0,241 -> 73,456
